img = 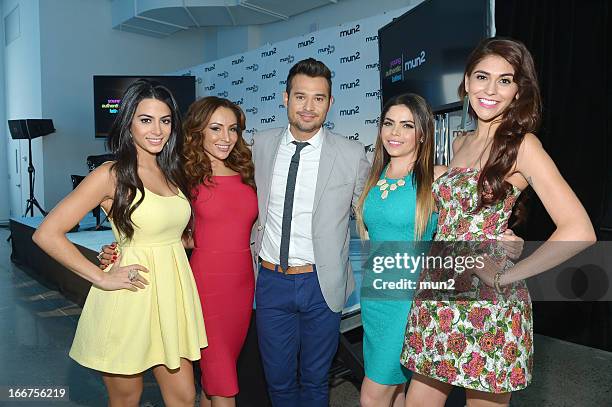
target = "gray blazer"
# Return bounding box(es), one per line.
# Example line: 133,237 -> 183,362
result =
251,126 -> 370,313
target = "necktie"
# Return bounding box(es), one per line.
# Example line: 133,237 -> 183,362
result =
279,141 -> 309,272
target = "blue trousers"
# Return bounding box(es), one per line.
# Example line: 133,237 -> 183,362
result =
255,265 -> 341,407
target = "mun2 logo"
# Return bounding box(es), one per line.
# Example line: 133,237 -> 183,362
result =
261,47 -> 277,58
246,63 -> 259,72
339,79 -> 360,90
260,115 -> 276,124
317,45 -> 336,55
365,89 -> 381,100
364,117 -> 380,126
280,55 -> 295,64
297,36 -> 315,48
260,94 -> 276,102
339,105 -> 360,116
231,55 -> 245,65
339,51 -> 360,64
261,70 -> 277,80
339,23 -> 360,37
405,50 -> 426,71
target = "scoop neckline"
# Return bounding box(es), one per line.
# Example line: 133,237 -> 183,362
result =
143,186 -> 180,198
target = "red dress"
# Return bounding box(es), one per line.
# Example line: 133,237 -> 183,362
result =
190,175 -> 258,396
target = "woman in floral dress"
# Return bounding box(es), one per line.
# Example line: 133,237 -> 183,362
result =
400,37 -> 596,406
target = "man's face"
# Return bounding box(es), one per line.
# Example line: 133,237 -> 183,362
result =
283,74 -> 333,140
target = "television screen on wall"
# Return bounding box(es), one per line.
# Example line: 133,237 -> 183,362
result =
378,0 -> 489,111
93,75 -> 196,138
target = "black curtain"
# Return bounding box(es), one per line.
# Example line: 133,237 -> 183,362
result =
495,0 -> 611,351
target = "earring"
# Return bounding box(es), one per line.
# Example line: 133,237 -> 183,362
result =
419,137 -> 424,143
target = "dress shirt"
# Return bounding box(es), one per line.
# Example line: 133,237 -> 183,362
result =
259,125 -> 323,266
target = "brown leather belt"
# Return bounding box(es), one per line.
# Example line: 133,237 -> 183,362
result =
261,260 -> 314,275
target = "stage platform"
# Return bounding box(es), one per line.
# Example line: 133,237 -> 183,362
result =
9,215 -> 113,306
9,214 -> 363,312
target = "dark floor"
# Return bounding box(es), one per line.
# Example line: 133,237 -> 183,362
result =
1,226 -> 611,407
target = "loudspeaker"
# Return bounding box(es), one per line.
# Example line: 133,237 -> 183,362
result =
8,119 -> 55,140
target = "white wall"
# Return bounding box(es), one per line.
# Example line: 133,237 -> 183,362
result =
38,0 -> 209,208
214,0 -> 422,60
0,1 -> 9,223
2,0 -> 44,219
215,25 -> 261,60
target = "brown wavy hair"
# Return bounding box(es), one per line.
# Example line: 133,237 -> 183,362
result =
458,37 -> 542,225
355,93 -> 435,240
183,96 -> 255,194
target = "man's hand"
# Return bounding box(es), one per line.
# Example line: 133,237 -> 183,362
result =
97,242 -> 118,269
499,229 -> 524,260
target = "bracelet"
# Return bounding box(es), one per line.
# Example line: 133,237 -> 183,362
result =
494,271 -> 503,294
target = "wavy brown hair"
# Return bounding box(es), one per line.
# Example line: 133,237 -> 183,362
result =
183,96 -> 255,193
107,79 -> 190,240
355,93 -> 435,240
458,37 -> 542,225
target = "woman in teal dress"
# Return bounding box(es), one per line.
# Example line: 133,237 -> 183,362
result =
355,93 -> 441,407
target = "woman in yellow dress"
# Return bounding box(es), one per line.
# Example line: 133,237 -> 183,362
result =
33,79 -> 207,407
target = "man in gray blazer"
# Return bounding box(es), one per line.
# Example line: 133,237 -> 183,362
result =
251,58 -> 369,406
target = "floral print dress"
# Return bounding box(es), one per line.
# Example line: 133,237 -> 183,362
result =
400,167 -> 533,393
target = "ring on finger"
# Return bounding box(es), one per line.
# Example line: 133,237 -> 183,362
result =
96,251 -> 104,261
128,269 -> 138,282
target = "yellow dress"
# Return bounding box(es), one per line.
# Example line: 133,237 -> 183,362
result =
69,188 -> 207,374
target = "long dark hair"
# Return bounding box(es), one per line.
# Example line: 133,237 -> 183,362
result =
183,96 -> 255,193
458,37 -> 542,225
355,93 -> 435,240
107,79 -> 190,240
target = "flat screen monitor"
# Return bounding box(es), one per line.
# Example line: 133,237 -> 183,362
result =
378,0 -> 489,111
93,75 -> 196,138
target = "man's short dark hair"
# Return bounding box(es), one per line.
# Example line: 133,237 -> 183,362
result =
285,58 -> 332,97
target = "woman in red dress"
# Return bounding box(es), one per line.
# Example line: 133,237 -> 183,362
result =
183,96 -> 258,407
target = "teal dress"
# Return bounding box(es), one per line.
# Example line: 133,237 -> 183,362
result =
361,169 -> 437,385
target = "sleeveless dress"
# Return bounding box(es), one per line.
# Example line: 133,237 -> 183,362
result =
70,188 -> 207,374
400,167 -> 533,393
190,175 -> 258,396
361,170 -> 437,385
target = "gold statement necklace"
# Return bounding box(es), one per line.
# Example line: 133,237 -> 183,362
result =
376,166 -> 410,199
